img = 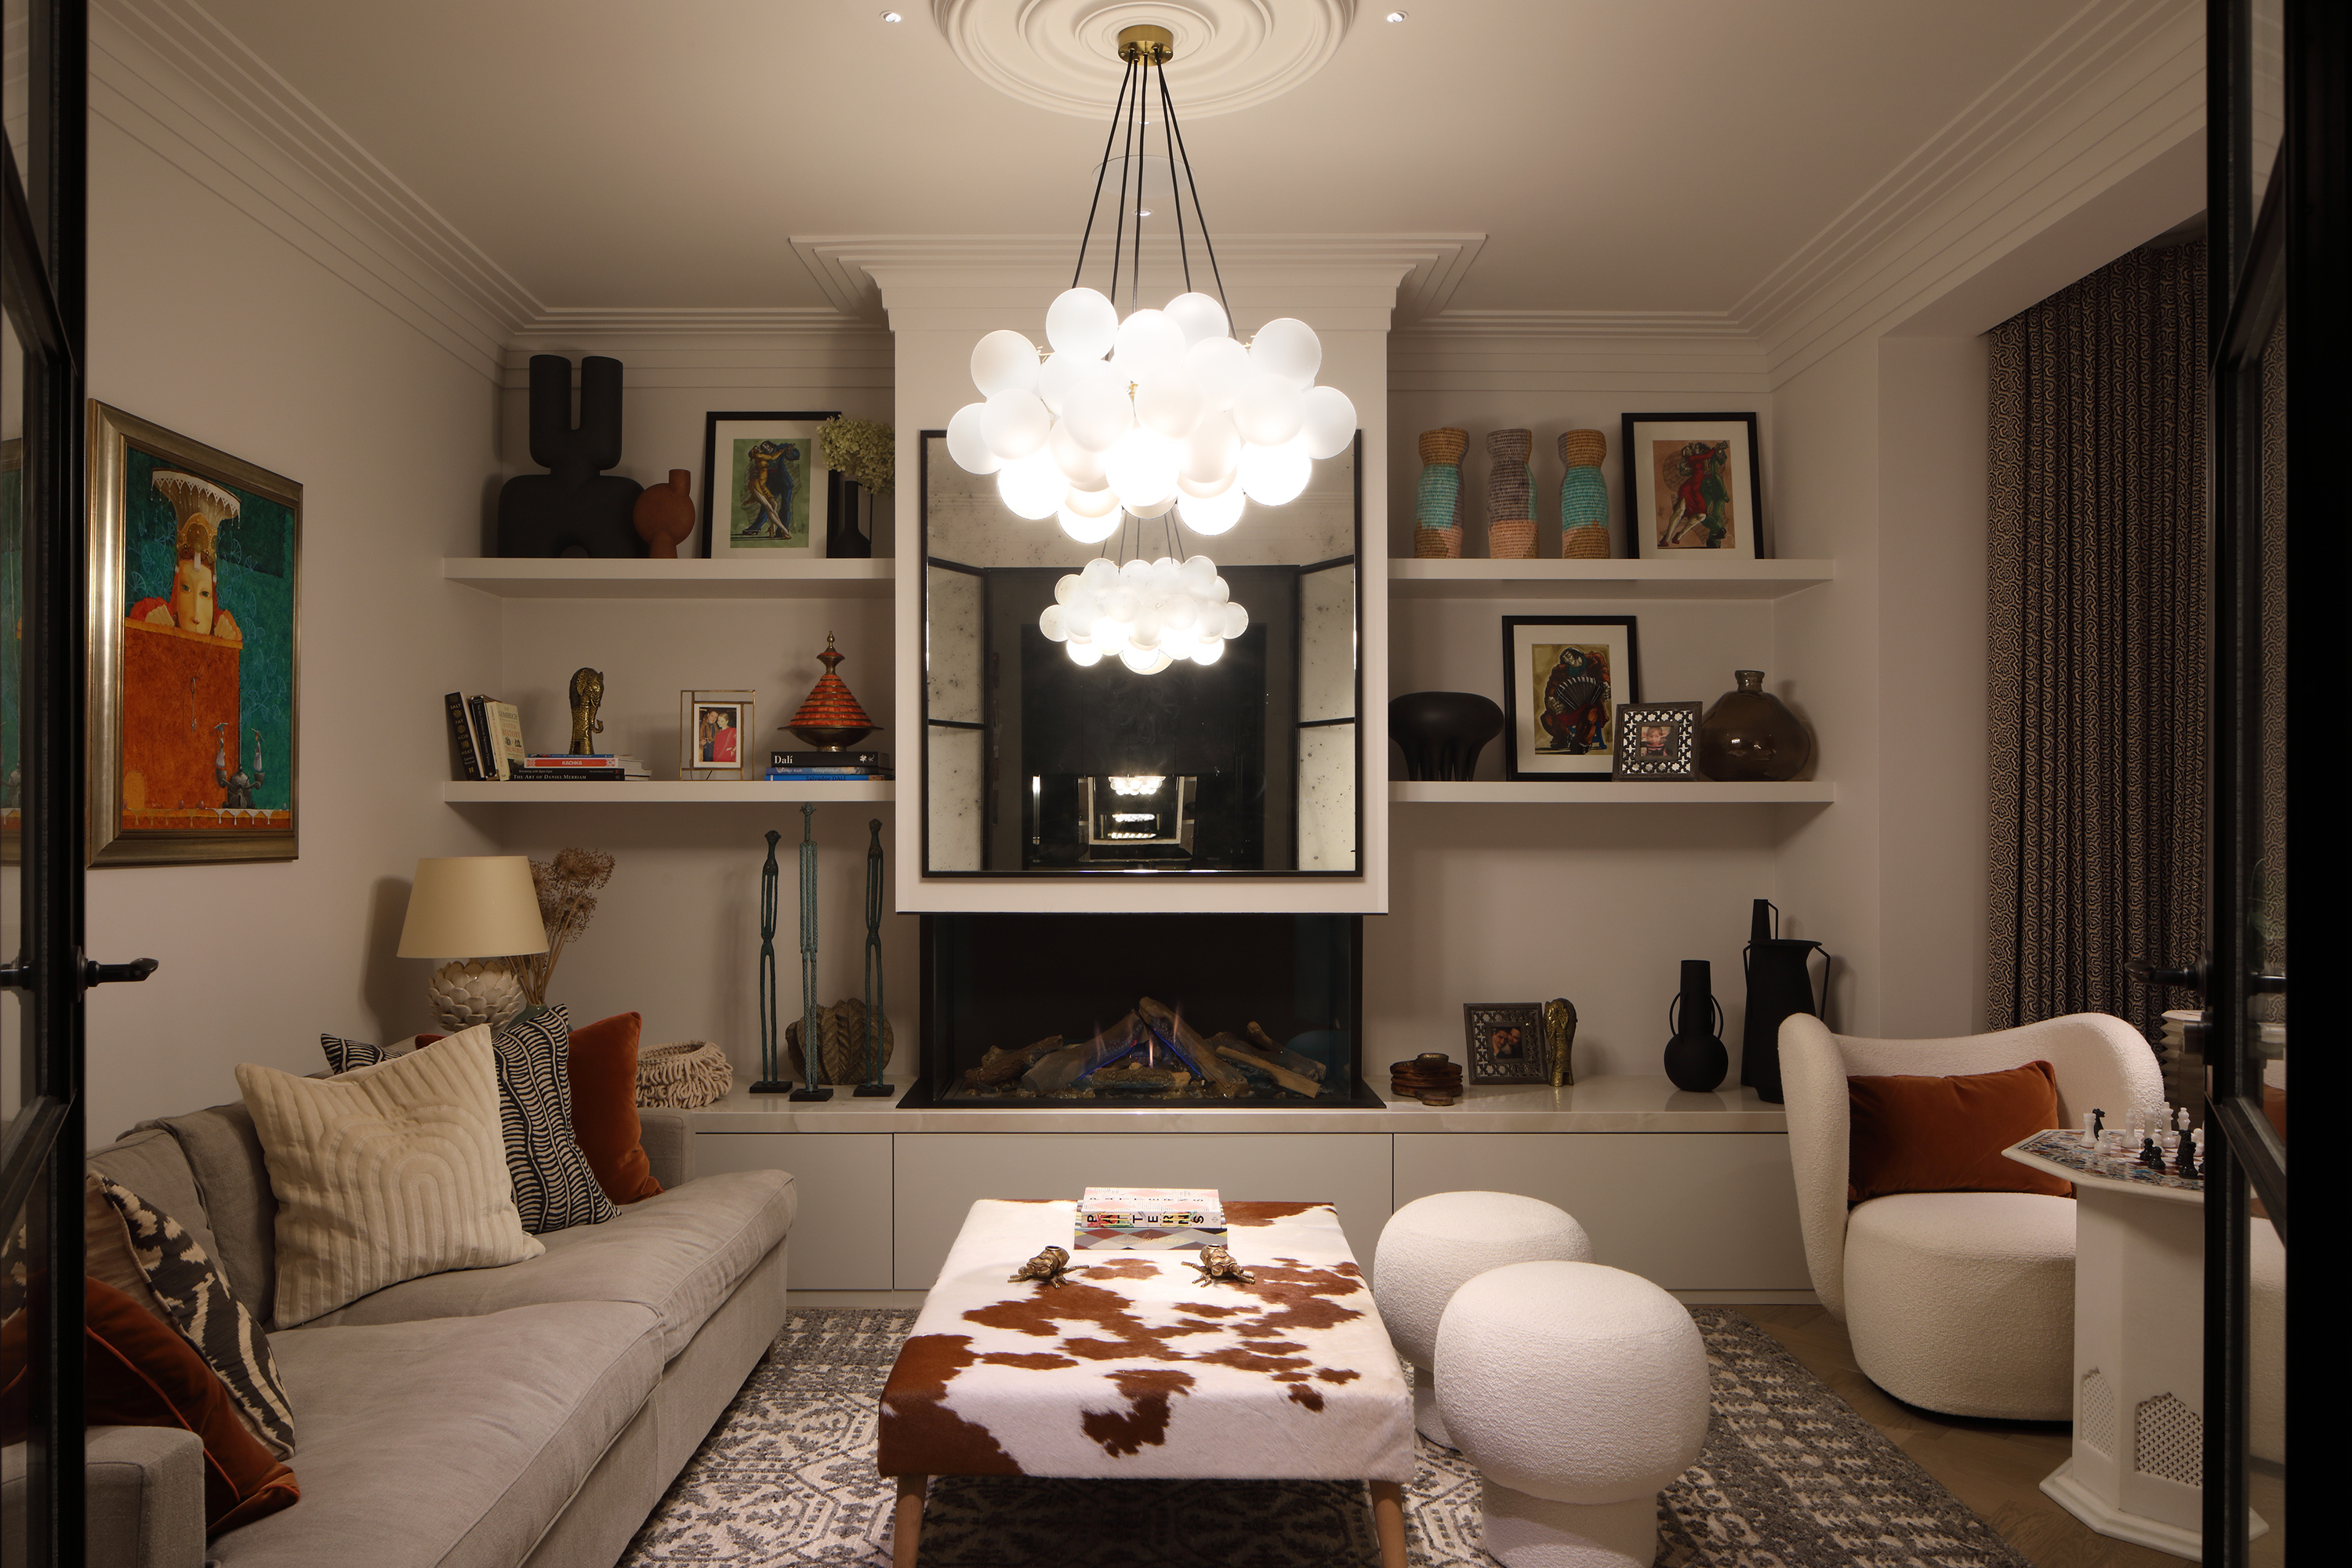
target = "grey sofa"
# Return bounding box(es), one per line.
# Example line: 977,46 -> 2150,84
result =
74,1100 -> 793,1568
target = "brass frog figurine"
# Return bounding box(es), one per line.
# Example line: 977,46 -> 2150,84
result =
1184,1246 -> 1255,1286
1010,1245 -> 1076,1289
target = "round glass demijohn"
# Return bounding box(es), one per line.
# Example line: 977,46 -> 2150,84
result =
1697,670 -> 1813,782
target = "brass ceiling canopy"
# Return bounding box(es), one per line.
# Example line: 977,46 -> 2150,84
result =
1116,24 -> 1176,65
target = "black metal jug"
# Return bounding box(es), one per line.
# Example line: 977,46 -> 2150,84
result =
1740,899 -> 1827,1105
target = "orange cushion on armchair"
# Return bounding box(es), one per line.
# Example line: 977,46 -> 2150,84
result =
1846,1059 -> 2072,1203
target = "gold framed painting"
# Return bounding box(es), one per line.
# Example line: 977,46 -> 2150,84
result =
87,403 -> 301,865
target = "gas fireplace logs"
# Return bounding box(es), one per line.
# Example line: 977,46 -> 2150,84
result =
945,996 -> 1336,1102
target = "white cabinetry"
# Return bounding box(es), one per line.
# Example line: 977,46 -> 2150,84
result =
695,1132 -> 895,1290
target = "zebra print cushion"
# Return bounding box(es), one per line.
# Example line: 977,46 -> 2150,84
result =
93,1175 -> 298,1460
319,1033 -> 405,1074
485,1007 -> 617,1234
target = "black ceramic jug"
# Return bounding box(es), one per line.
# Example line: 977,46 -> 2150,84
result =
1740,899 -> 1828,1105
1664,959 -> 1729,1092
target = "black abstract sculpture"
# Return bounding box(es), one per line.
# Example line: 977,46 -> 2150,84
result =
1389,691 -> 1504,781
496,354 -> 644,557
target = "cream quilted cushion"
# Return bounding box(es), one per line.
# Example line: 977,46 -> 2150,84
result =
238,1028 -> 544,1327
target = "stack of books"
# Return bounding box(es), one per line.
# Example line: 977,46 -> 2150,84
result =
446,693 -> 527,781
765,750 -> 891,782
513,753 -> 651,782
1073,1187 -> 1226,1251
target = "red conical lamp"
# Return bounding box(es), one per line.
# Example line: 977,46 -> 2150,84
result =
786,633 -> 877,751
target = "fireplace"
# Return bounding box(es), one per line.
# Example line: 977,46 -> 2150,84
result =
908,913 -> 1371,1107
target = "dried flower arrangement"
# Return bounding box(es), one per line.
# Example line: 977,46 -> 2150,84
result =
517,847 -> 616,1007
817,416 -> 895,494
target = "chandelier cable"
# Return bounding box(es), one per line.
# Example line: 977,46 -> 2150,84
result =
1156,56 -> 1192,296
1108,56 -> 1140,306
1073,56 -> 1138,292
1127,62 -> 1146,313
1159,65 -> 1229,320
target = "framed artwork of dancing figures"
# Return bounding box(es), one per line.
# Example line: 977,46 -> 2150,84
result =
1621,412 -> 1762,558
700,412 -> 836,559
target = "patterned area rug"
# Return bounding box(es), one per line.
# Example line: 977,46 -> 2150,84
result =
622,1307 -> 2028,1566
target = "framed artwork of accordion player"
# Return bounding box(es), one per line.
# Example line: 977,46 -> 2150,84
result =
1501,615 -> 1641,782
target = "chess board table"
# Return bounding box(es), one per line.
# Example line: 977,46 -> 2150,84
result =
878,1198 -> 1414,1567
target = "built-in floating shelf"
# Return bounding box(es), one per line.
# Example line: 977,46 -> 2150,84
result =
441,557 -> 895,599
1388,557 -> 1834,599
445,780 -> 895,804
1392,780 -> 1834,804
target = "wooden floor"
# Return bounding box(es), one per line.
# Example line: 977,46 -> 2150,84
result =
1737,1305 -> 2283,1568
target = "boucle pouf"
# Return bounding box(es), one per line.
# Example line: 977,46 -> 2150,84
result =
1372,1192 -> 1591,1446
1437,1261 -> 1710,1568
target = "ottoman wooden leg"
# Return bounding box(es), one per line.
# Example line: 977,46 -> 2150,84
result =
891,1474 -> 927,1568
1370,1479 -> 1407,1568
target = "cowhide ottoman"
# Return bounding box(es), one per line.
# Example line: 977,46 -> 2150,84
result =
879,1199 -> 1415,1568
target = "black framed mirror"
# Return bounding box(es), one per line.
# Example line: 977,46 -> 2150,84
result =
919,431 -> 1360,876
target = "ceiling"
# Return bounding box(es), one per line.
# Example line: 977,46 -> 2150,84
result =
197,0 -> 2085,318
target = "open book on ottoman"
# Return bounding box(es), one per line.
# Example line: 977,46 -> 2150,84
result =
1074,1187 -> 1225,1250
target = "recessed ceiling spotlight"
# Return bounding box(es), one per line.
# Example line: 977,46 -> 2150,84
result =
1385,9 -> 1406,20
880,9 -> 902,20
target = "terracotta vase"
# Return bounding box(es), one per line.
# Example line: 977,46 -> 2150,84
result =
633,469 -> 696,559
1484,429 -> 1535,558
1698,670 -> 1814,782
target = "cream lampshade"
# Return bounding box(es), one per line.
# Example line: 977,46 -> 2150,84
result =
397,856 -> 550,1032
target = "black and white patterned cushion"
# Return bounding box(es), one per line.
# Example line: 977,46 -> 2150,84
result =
319,1033 -> 405,1074
485,1007 -> 616,1234
93,1175 -> 298,1460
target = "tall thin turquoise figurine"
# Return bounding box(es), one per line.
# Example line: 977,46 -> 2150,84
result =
750,829 -> 789,1093
790,802 -> 833,1100
854,818 -> 892,1095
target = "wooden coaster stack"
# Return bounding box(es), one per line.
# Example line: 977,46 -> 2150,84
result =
1389,1052 -> 1465,1105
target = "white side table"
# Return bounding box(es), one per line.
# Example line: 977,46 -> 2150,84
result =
2003,1131 -> 2264,1560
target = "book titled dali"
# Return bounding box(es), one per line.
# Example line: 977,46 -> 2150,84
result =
1073,1186 -> 1226,1251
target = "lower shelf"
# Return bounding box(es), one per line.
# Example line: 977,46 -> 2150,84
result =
1391,780 -> 1834,804
444,780 -> 896,803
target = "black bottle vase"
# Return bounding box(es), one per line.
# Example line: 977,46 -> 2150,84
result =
1740,898 -> 1828,1105
1664,959 -> 1730,1092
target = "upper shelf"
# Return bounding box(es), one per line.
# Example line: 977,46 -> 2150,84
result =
1392,780 -> 1835,804
445,780 -> 895,803
442,557 -> 896,599
1388,557 -> 1834,600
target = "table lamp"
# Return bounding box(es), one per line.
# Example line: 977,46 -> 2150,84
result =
397,856 -> 550,1031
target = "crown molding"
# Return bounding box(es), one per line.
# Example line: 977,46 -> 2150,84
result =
511,307 -> 887,338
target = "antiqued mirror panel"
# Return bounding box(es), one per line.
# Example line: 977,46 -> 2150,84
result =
921,433 -> 1359,875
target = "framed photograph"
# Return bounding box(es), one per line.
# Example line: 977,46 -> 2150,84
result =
86,403 -> 301,866
700,411 -> 837,559
1501,615 -> 1641,781
1621,412 -> 1762,558
1464,1002 -> 1550,1085
680,690 -> 757,780
1612,701 -> 1704,781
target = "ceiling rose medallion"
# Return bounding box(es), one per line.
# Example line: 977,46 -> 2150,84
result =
944,22 -> 1356,676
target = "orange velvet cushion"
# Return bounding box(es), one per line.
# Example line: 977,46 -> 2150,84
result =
2,1278 -> 302,1534
1846,1059 -> 2072,1203
568,1011 -> 662,1204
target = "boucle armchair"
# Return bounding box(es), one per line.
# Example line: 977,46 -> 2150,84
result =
1778,1013 -> 2161,1419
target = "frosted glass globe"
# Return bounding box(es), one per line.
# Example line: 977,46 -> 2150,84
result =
1136,375 -> 1207,441
1301,385 -> 1359,459
1060,367 -> 1133,452
1165,292 -> 1231,347
1221,601 -> 1249,638
1057,505 -> 1121,543
1178,466 -> 1237,499
1036,350 -> 1091,416
1178,488 -> 1246,535
1230,372 -> 1305,447
1045,287 -> 1119,359
981,387 -> 1052,459
1067,641 -> 1105,666
996,449 -> 1067,519
1206,573 -> 1231,604
1149,557 -> 1181,588
1248,317 -> 1321,389
1181,554 -> 1217,591
1064,588 -> 1101,626
1106,586 -> 1142,622
1127,493 -> 1175,519
1038,604 -> 1069,641
1121,644 -> 1172,674
1239,436 -> 1312,505
1131,611 -> 1164,650
1112,310 -> 1188,382
1094,618 -> 1133,653
1192,636 -> 1225,666
1162,590 -> 1199,628
1184,335 -> 1251,408
946,401 -> 1001,475
1063,484 -> 1120,517
1080,557 -> 1120,590
1117,557 -> 1153,586
1104,429 -> 1179,509
1163,620 -> 1200,656
971,329 -> 1040,396
1054,573 -> 1082,605
1048,421 -> 1107,488
1181,410 -> 1241,483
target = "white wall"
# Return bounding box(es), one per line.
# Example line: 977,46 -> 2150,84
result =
82,118 -> 502,1142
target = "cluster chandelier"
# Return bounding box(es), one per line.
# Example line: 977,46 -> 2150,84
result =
1038,549 -> 1247,673
945,24 -> 1356,554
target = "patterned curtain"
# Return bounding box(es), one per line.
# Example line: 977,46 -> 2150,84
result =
1985,239 -> 2208,1032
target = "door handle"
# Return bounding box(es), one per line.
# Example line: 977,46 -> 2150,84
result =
2251,972 -> 2287,995
82,956 -> 160,987
2126,954 -> 2208,994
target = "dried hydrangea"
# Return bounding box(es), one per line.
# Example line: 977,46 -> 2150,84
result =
818,416 -> 895,494
517,847 -> 615,1006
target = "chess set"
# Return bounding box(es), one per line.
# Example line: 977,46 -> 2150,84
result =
2017,1105 -> 2207,1192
